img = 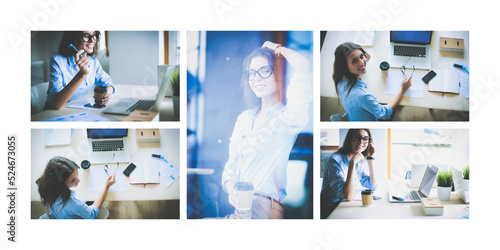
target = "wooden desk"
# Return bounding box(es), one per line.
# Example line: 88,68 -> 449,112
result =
31,84 -> 177,121
30,128 -> 180,201
327,179 -> 469,219
321,31 -> 469,111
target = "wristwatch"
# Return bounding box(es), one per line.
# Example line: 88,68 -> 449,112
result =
367,157 -> 375,160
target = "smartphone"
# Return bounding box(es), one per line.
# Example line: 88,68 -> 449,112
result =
123,163 -> 137,177
422,70 -> 437,83
68,43 -> 82,58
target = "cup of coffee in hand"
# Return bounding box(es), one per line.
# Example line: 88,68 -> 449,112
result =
94,86 -> 107,107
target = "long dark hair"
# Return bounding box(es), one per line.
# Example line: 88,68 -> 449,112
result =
241,47 -> 285,107
332,42 -> 367,97
337,129 -> 373,157
36,156 -> 79,208
58,31 -> 100,57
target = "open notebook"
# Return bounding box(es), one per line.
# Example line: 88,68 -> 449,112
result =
129,161 -> 159,184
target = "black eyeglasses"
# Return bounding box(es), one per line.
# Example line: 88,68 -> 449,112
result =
245,66 -> 274,81
352,135 -> 371,143
400,65 -> 415,78
81,33 -> 99,42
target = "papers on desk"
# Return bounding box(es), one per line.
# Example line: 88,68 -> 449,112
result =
66,97 -> 117,110
89,165 -> 127,192
43,112 -> 111,122
385,69 -> 425,98
44,129 -> 75,146
157,155 -> 180,188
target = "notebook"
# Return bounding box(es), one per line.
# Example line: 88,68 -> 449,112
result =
87,129 -> 130,164
428,69 -> 459,94
103,65 -> 178,116
129,161 -> 160,184
388,31 -> 432,69
389,164 -> 438,203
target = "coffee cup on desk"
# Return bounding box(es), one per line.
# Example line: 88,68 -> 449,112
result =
380,61 -> 390,76
93,86 -> 107,107
361,189 -> 373,207
235,182 -> 254,211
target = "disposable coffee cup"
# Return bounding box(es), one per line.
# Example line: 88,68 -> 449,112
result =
380,61 -> 390,75
81,160 -> 91,169
361,189 -> 373,207
93,86 -> 107,106
235,182 -> 254,210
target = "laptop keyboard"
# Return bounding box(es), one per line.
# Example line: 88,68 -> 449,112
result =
92,140 -> 124,152
394,45 -> 426,58
403,190 -> 423,200
126,100 -> 155,112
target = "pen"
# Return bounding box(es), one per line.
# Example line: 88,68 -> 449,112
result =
392,196 -> 404,201
68,44 -> 83,58
453,63 -> 469,74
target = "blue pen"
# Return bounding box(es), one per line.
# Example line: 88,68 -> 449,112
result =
68,44 -> 82,58
392,196 -> 404,201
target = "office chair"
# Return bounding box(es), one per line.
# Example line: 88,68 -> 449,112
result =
31,82 -> 49,115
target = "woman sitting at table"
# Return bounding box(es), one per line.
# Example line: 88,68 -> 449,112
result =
44,31 -> 115,110
332,42 -> 412,121
36,156 -> 115,219
320,129 -> 377,219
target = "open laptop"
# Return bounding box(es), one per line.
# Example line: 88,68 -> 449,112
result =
87,129 -> 130,164
389,164 -> 438,203
451,167 -> 470,203
103,65 -> 178,116
388,31 -> 432,69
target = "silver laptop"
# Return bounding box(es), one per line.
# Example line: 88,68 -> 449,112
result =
451,167 -> 469,203
103,65 -> 178,116
389,164 -> 438,203
87,129 -> 130,164
388,31 -> 432,69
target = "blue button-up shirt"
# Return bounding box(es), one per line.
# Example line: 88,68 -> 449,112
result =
321,153 -> 377,202
337,78 -> 392,121
49,190 -> 100,219
44,54 -> 115,110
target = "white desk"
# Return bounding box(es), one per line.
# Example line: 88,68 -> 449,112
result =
327,179 -> 469,219
31,84 -> 178,121
31,128 -> 180,201
321,31 -> 469,111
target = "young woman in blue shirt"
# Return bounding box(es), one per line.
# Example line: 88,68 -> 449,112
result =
36,156 -> 116,219
222,41 -> 312,219
333,42 -> 412,121
320,129 -> 377,218
44,31 -> 115,110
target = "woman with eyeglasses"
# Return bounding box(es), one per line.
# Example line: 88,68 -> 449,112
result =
333,42 -> 412,121
36,156 -> 116,219
221,41 -> 311,219
44,31 -> 115,110
320,129 -> 377,219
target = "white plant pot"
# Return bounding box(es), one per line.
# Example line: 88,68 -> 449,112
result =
437,186 -> 452,201
463,179 -> 469,191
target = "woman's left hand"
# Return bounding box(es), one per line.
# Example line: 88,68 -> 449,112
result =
262,41 -> 280,51
367,143 -> 375,157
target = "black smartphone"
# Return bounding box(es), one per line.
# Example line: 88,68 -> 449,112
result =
123,163 -> 137,177
422,70 -> 437,83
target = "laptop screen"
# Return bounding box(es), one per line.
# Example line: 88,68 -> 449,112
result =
87,129 -> 128,139
419,164 -> 438,197
390,31 -> 432,44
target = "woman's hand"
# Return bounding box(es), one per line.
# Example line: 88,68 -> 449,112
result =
105,173 -> 116,189
75,50 -> 91,76
226,180 -> 239,209
351,152 -> 365,165
262,41 -> 280,51
367,143 -> 375,157
365,52 -> 371,62
401,74 -> 413,92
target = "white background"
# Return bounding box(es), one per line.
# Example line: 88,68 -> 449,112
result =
1,0 -> 498,249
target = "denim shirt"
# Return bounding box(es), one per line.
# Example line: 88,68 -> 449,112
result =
44,54 -> 115,110
49,189 -> 100,219
320,153 -> 377,202
337,78 -> 392,121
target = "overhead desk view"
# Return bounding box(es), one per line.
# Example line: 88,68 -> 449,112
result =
31,128 -> 180,219
320,128 -> 469,219
320,31 -> 469,121
30,30 -> 180,122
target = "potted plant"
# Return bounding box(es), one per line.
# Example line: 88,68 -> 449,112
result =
170,67 -> 180,118
436,170 -> 453,201
463,165 -> 469,191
